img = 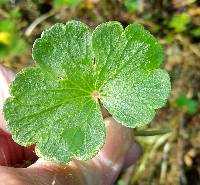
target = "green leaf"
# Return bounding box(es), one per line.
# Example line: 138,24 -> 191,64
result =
10,9 -> 22,19
176,95 -> 197,114
0,0 -> 9,5
92,22 -> 169,127
124,0 -> 140,13
4,68 -> 104,163
53,0 -> 81,8
9,36 -> 27,56
190,28 -> 200,37
0,34 -> 27,58
168,14 -> 191,33
3,21 -> 171,163
0,19 -> 27,58
0,19 -> 16,33
103,69 -> 170,127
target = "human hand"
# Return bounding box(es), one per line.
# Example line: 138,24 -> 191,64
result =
0,64 -> 142,185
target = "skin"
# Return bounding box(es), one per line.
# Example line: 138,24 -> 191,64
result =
0,64 -> 142,185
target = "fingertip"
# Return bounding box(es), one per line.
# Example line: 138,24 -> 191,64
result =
122,140 -> 143,169
102,117 -> 134,163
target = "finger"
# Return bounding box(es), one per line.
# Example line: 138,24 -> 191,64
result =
0,165 -> 82,185
122,140 -> 143,170
93,117 -> 134,184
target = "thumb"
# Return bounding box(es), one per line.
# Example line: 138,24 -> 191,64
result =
89,116 -> 136,185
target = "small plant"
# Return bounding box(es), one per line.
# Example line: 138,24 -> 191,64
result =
167,14 -> 191,33
0,9 -> 27,60
0,0 -> 9,5
176,95 -> 197,114
124,0 -> 140,13
3,21 -> 171,163
53,0 -> 81,8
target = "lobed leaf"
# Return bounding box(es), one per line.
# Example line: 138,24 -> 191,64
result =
3,21 -> 171,163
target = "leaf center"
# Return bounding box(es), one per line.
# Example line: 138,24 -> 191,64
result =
92,90 -> 100,101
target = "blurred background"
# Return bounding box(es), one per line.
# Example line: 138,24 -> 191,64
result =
0,0 -> 200,184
